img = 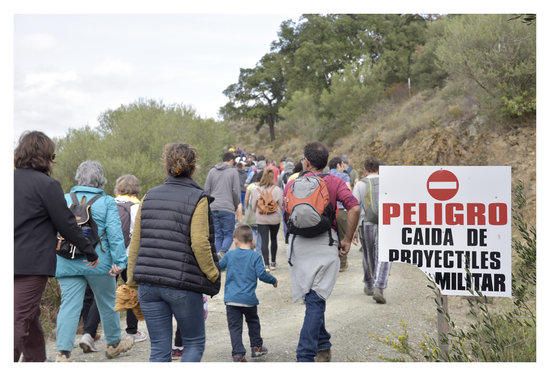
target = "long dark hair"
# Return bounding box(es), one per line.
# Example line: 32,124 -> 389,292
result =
14,131 -> 56,175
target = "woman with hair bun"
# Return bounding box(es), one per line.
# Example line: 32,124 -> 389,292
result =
126,143 -> 221,362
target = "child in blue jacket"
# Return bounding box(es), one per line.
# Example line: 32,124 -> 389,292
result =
219,225 -> 278,362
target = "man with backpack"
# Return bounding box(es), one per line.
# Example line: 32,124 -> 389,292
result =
352,157 -> 390,304
283,142 -> 360,362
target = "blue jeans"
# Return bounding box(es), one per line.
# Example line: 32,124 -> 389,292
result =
56,275 -> 120,352
138,284 -> 205,362
296,290 -> 331,362
212,210 -> 236,253
251,226 -> 262,256
240,191 -> 246,207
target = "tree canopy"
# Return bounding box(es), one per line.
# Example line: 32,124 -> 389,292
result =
53,99 -> 233,195
222,14 -> 535,142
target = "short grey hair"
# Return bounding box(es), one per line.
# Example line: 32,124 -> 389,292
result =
75,160 -> 107,189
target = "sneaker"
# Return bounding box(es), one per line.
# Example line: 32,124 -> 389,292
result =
105,336 -> 134,359
79,333 -> 99,353
315,348 -> 331,362
265,267 -> 270,272
269,262 -> 277,270
55,352 -> 71,362
373,288 -> 386,304
364,286 -> 374,296
171,347 -> 183,360
232,354 -> 247,362
251,345 -> 268,358
129,330 -> 148,343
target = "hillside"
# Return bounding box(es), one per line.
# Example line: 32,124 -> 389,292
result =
230,87 -> 536,217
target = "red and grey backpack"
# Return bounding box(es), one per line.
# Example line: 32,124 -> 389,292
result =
283,172 -> 337,265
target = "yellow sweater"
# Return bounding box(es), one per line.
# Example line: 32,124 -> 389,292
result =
126,196 -> 219,287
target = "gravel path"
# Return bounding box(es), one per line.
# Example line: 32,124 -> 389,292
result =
45,242 -> 446,362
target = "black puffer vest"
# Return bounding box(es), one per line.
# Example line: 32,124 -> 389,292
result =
134,176 -> 220,296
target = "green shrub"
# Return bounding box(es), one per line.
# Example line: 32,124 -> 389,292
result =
447,104 -> 464,119
278,90 -> 321,138
435,15 -> 535,119
53,99 -> 234,193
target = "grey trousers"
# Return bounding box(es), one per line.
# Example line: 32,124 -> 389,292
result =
359,222 -> 391,289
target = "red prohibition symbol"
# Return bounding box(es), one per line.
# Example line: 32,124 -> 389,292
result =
426,169 -> 459,201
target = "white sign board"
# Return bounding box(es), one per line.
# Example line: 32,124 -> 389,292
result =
379,166 -> 511,297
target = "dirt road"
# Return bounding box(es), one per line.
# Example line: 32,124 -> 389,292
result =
45,242 -> 444,362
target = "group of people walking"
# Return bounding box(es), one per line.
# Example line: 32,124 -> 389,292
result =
14,131 -> 389,363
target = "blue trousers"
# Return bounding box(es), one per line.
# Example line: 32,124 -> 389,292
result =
56,275 -> 120,352
212,210 -> 235,253
139,284 -> 205,362
226,305 -> 263,356
251,225 -> 263,256
296,290 -> 331,362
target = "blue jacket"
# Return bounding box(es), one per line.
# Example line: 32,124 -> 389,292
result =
219,248 -> 276,306
55,186 -> 127,278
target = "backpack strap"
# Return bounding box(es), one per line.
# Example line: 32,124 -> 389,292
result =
288,234 -> 297,267
86,194 -> 102,208
85,194 -> 107,253
69,192 -> 79,208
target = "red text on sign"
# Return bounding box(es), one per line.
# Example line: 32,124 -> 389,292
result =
382,202 -> 508,226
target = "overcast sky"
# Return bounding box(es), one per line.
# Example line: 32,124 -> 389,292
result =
14,14 -> 298,140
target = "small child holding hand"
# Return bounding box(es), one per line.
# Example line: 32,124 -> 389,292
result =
219,225 -> 278,362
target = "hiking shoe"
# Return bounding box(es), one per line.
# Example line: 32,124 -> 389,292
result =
171,347 -> 183,360
78,333 -> 99,353
364,286 -> 374,296
251,345 -> 268,358
270,262 -> 277,270
105,336 -> 134,359
373,288 -> 386,304
55,352 -> 71,362
129,330 -> 148,343
315,348 -> 331,362
232,354 -> 247,362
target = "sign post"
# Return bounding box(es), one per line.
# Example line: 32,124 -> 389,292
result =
379,166 -> 512,354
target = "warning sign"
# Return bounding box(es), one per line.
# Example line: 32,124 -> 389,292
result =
379,166 -> 512,297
